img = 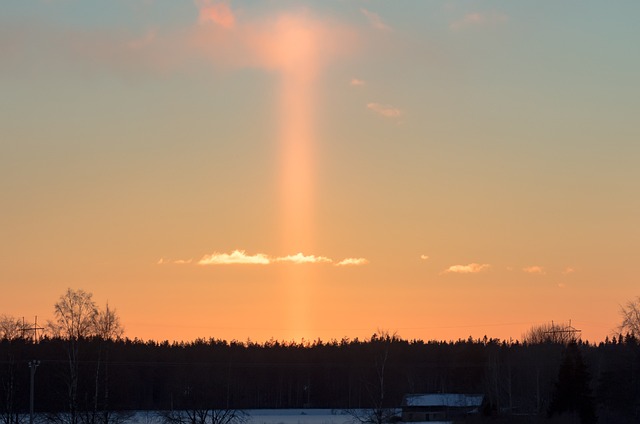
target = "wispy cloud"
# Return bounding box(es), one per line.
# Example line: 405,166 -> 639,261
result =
442,263 -> 490,274
198,250 -> 270,265
450,12 -> 508,31
195,0 -> 235,28
335,258 -> 369,266
173,259 -> 193,264
562,267 -> 576,275
350,78 -> 365,86
3,2 -> 355,81
420,255 -> 430,261
367,102 -> 402,118
523,266 -> 545,275
276,253 -> 332,264
157,258 -> 193,265
360,8 -> 391,31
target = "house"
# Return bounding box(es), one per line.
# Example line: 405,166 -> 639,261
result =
401,393 -> 484,422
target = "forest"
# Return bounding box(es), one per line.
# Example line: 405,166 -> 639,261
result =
1,290 -> 639,423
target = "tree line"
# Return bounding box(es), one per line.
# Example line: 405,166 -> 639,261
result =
1,289 -> 640,423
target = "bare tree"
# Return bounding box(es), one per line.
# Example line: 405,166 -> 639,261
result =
522,321 -> 580,345
91,303 -> 124,424
618,296 -> 640,336
48,289 -> 98,340
160,408 -> 248,424
0,315 -> 24,424
0,316 -> 23,341
345,330 -> 400,424
93,304 -> 123,342
47,289 -> 99,424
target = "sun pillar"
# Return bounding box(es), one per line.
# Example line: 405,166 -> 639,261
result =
272,16 -> 321,341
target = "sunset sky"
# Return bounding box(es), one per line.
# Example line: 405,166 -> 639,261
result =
2,1 -> 639,344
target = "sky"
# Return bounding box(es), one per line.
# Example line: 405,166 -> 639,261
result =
1,0 -> 639,344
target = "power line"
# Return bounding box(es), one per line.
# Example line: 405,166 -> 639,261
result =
21,316 -> 44,343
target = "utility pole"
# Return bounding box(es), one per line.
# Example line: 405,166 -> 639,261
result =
21,317 -> 44,343
29,360 -> 40,424
544,320 -> 581,343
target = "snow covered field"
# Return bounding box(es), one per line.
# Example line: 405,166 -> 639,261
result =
245,410 -> 354,424
130,409 -> 356,424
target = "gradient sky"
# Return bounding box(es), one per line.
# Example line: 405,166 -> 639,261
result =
2,0 -> 639,343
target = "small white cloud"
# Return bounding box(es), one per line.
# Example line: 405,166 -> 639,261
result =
157,258 -> 166,265
350,78 -> 365,86
276,253 -> 332,264
442,263 -> 490,274
173,259 -> 193,264
450,11 -> 508,31
420,255 -> 430,261
335,258 -> 369,266
361,8 -> 391,31
198,250 -> 271,265
523,266 -> 545,275
562,267 -> 576,275
367,102 -> 402,118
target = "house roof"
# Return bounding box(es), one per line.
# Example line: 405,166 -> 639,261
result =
402,394 -> 484,408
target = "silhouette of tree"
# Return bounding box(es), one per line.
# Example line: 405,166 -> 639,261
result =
91,303 -> 125,424
0,316 -> 23,342
160,409 -> 247,424
345,331 -> 400,424
0,315 -> 25,424
618,296 -> 640,336
94,304 -> 123,342
45,289 -> 125,424
46,289 -> 99,424
522,321 -> 579,345
548,342 -> 596,423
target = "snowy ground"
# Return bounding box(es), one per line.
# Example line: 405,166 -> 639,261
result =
130,409 -> 357,424
245,409 -> 354,424
128,410 -> 453,424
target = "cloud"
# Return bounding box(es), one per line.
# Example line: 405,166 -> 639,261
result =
420,255 -> 430,260
5,2 -> 355,80
558,283 -> 567,289
350,78 -> 365,86
158,257 -> 192,264
198,250 -> 271,265
562,267 -> 576,275
523,266 -> 545,275
367,102 -> 402,118
335,258 -> 369,266
450,12 -> 508,31
166,250 -> 371,267
195,0 -> 235,29
442,263 -> 490,274
173,259 -> 193,264
276,253 -> 332,264
360,8 -> 391,31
